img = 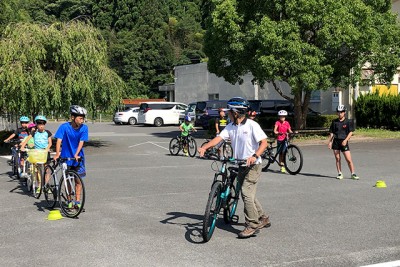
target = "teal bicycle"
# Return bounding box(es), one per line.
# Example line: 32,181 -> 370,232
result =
202,158 -> 250,242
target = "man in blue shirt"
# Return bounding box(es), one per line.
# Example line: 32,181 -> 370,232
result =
54,105 -> 88,209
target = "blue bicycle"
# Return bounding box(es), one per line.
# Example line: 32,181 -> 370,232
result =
202,158 -> 250,242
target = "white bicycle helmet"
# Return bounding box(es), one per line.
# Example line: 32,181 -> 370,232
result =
336,105 -> 347,112
227,97 -> 249,114
278,110 -> 288,116
70,105 -> 87,116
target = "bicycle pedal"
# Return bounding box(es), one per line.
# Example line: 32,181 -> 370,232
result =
232,215 -> 239,223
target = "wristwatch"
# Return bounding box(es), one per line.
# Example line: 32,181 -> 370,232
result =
252,153 -> 259,159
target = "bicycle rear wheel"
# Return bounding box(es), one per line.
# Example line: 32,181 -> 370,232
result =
188,138 -> 197,157
169,138 -> 181,155
223,182 -> 239,224
284,144 -> 303,175
222,142 -> 233,159
59,171 -> 85,218
261,150 -> 272,171
202,181 -> 222,242
43,165 -> 57,209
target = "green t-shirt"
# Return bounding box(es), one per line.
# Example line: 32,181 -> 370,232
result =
180,122 -> 194,137
22,136 -> 35,148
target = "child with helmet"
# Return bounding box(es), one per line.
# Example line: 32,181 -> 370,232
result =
328,105 -> 359,180
179,115 -> 197,156
3,116 -> 30,143
274,110 -> 293,173
20,115 -> 53,192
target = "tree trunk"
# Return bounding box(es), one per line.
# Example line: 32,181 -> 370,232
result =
293,89 -> 311,130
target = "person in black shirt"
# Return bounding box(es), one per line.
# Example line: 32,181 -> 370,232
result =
214,108 -> 229,158
328,105 -> 359,180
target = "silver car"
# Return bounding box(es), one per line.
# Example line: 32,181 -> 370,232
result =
113,107 -> 140,125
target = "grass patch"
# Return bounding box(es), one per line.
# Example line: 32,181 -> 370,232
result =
354,128 -> 400,139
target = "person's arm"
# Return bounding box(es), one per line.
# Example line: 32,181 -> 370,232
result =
179,124 -> 183,132
74,140 -> 85,161
328,121 -> 334,149
342,131 -> 353,146
198,136 -> 223,157
20,135 -> 32,151
247,138 -> 268,166
4,133 -> 16,142
273,124 -> 279,135
215,119 -> 220,135
54,138 -> 62,160
46,137 -> 52,151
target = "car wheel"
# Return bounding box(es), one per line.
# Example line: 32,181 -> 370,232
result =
128,117 -> 137,125
154,117 -> 163,127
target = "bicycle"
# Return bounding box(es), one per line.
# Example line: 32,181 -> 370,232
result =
45,158 -> 85,217
169,133 -> 197,157
6,139 -> 22,179
200,139 -> 233,160
26,149 -> 48,199
202,158 -> 249,242
261,133 -> 303,175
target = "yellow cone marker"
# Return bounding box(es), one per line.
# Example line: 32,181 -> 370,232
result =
47,210 -> 63,220
374,180 -> 387,188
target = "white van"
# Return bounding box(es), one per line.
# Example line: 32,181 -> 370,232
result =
138,102 -> 188,126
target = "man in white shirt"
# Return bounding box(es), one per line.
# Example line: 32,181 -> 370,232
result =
199,98 -> 270,238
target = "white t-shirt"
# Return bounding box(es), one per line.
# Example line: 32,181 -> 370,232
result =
219,118 -> 267,164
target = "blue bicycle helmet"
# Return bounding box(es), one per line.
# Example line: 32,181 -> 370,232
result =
227,97 -> 249,114
184,115 -> 192,122
34,115 -> 47,123
19,116 -> 30,122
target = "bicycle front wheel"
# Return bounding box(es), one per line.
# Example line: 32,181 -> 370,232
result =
222,142 -> 233,159
59,171 -> 85,218
223,182 -> 239,224
284,144 -> 303,175
169,138 -> 180,155
202,181 -> 223,242
188,138 -> 197,157
43,165 -> 57,209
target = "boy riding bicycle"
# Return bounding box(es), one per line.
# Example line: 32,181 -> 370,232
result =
274,110 -> 293,173
179,115 -> 197,156
54,105 -> 89,209
20,115 -> 52,192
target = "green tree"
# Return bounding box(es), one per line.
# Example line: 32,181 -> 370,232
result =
0,0 -> 30,34
204,0 -> 400,129
0,21 -> 125,116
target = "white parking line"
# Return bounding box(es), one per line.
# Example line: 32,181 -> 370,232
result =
148,142 -> 168,150
360,260 -> 400,267
128,141 -> 169,150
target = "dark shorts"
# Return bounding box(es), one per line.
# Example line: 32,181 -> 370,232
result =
332,138 -> 350,152
276,140 -> 287,154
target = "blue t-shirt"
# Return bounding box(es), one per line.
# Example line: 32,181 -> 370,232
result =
54,122 -> 89,162
32,129 -> 52,149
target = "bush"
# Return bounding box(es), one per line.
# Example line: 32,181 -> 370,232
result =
0,130 -> 14,155
355,92 -> 400,129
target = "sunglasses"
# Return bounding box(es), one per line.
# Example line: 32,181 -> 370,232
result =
36,121 -> 46,125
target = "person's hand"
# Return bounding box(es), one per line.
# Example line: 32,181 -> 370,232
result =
341,140 -> 347,146
20,147 -> 25,152
328,141 -> 332,149
198,147 -> 206,157
246,156 -> 257,166
74,155 -> 81,162
53,154 -> 60,161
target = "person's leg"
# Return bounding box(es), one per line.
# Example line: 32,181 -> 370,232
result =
240,164 -> 262,228
342,150 -> 359,179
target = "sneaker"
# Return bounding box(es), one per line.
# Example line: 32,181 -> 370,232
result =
280,166 -> 286,173
336,173 -> 343,180
238,226 -> 259,238
257,215 -> 271,229
75,202 -> 81,209
184,151 -> 189,157
35,187 -> 41,194
67,202 -> 73,209
351,173 -> 359,180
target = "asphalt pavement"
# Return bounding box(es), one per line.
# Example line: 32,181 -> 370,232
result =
0,122 -> 399,267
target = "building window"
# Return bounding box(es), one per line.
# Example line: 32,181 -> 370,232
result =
208,94 -> 219,100
310,90 -> 321,102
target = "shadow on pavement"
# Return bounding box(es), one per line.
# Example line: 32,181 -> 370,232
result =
85,140 -> 111,148
160,211 -> 243,244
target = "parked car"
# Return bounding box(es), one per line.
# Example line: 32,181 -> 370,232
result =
248,100 -> 321,116
180,102 -> 197,123
113,107 -> 140,125
194,100 -> 228,129
138,102 -> 187,126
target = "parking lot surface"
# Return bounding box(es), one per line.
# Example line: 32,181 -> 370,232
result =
1,122 -> 399,267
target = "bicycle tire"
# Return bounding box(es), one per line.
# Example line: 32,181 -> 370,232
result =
284,144 -> 303,175
222,142 -> 233,159
11,155 -> 17,176
59,171 -> 85,218
223,182 -> 239,224
33,164 -> 44,199
25,161 -> 33,192
43,165 -> 57,209
261,151 -> 272,171
202,181 -> 223,242
169,138 -> 180,155
188,138 -> 197,157
200,141 -> 214,159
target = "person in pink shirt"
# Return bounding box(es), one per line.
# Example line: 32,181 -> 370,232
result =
274,110 -> 293,173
